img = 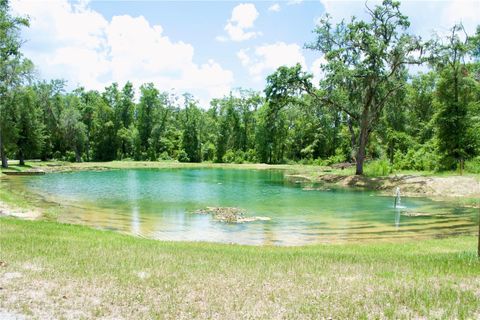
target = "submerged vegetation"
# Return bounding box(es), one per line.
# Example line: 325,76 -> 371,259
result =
0,1 -> 479,176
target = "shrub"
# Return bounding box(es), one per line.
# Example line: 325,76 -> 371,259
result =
233,150 -> 245,164
324,153 -> 346,166
52,151 -> 62,160
364,158 -> 392,177
465,157 -> 480,174
245,149 -> 257,163
202,143 -> 216,162
392,141 -> 440,172
158,151 -> 172,161
222,150 -> 235,163
177,150 -> 190,162
64,151 -> 76,163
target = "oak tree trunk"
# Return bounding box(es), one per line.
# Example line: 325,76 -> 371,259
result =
355,130 -> 367,175
355,109 -> 370,175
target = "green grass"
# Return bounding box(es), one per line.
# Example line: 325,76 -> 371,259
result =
1,218 -> 479,319
0,180 -> 36,210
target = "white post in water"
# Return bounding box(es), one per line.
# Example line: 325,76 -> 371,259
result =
394,187 -> 401,209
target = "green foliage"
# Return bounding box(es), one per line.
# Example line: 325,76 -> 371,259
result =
91,97 -> 117,161
465,157 -> 480,174
307,0 -> 424,174
222,149 -> 235,163
177,149 -> 189,163
393,141 -> 440,171
364,158 -> 392,177
137,83 -> 160,152
202,142 -> 215,162
0,0 -> 31,167
158,151 -> 172,161
255,103 -> 288,164
435,67 -> 477,170
324,150 -> 347,166
14,87 -> 45,163
432,24 -> 479,171
64,151 -> 76,163
59,94 -> 86,162
181,98 -> 202,163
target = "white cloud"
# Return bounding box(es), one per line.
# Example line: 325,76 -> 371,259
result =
268,3 -> 281,12
217,3 -> 261,42
237,49 -> 251,67
238,42 -> 306,82
11,0 -> 233,106
318,0 -> 480,38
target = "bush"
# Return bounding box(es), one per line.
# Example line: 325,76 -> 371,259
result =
245,149 -> 257,163
234,150 -> 246,164
202,143 -> 216,162
324,152 -> 346,166
137,152 -> 148,161
52,151 -> 62,160
392,142 -> 440,172
364,158 -> 392,177
158,151 -> 172,161
465,157 -> 480,174
147,149 -> 157,161
222,150 -> 235,163
177,150 -> 190,162
64,151 -> 76,163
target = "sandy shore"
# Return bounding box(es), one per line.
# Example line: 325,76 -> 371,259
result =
287,173 -> 480,200
0,201 -> 42,220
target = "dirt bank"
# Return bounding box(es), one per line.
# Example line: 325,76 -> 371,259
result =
290,174 -> 480,199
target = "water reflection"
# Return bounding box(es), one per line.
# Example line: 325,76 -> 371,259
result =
395,208 -> 401,229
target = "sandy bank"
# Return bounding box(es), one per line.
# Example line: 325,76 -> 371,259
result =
288,174 -> 480,199
0,201 -> 42,220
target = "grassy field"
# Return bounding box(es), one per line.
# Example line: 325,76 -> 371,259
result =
0,218 -> 479,319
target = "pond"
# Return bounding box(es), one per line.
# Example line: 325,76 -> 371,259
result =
4,168 -> 478,245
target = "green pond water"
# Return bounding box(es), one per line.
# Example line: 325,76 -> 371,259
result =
4,168 -> 478,245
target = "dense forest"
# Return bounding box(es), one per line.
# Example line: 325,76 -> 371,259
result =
1,0 -> 479,175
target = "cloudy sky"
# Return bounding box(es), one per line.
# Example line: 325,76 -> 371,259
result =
11,0 -> 480,107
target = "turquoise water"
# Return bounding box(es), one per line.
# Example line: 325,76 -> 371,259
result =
7,169 -> 478,245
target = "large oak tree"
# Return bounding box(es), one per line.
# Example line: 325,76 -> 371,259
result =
308,0 -> 423,174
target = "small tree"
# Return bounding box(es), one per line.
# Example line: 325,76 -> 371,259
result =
181,97 -> 202,163
14,87 -> 45,165
60,95 -> 86,162
0,0 -> 29,167
432,24 -> 479,172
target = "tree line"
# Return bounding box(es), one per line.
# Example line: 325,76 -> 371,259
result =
0,0 -> 479,174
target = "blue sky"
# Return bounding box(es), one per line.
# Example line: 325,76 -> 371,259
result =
11,0 -> 480,107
